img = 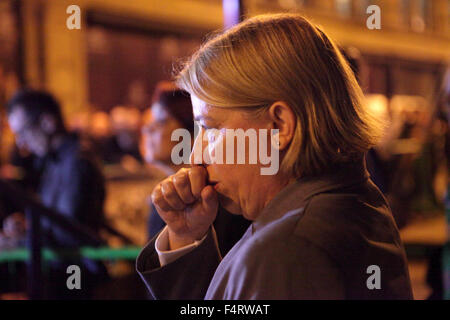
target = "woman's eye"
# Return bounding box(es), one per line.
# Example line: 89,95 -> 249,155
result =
206,130 -> 220,143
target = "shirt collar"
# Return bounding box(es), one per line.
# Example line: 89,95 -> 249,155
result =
252,157 -> 370,233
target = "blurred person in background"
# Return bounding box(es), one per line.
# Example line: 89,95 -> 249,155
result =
365,95 -> 443,229
2,89 -> 107,299
110,106 -> 143,164
142,82 -> 194,176
88,110 -> 119,165
425,66 -> 450,300
142,81 -> 250,255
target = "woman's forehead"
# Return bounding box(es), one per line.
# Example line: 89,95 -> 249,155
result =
191,95 -> 208,116
191,95 -> 251,127
191,95 -> 222,121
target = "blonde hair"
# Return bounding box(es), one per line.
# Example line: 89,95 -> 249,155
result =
176,13 -> 384,178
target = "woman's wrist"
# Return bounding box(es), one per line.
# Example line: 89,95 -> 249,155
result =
167,228 -> 207,250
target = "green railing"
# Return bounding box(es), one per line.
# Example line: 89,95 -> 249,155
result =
0,246 -> 141,263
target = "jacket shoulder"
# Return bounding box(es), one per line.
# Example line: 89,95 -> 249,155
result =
296,182 -> 401,254
294,183 -> 412,299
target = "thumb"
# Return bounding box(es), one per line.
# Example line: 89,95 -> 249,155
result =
200,185 -> 218,215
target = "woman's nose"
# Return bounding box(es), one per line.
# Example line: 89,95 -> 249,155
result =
189,129 -> 211,165
190,133 -> 202,165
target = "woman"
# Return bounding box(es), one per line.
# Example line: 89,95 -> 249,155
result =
142,81 -> 250,254
137,14 -> 413,299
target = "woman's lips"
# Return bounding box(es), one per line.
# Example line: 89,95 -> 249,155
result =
208,181 -> 220,191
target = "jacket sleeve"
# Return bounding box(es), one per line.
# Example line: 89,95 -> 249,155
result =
136,227 -> 222,300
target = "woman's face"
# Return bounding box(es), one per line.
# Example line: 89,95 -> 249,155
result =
190,95 -> 284,220
142,102 -> 184,164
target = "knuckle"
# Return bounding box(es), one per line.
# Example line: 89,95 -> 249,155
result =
161,180 -> 175,196
153,196 -> 169,211
152,185 -> 171,211
172,172 -> 189,188
151,184 -> 163,201
189,166 -> 204,179
151,192 -> 160,205
178,167 -> 190,175
180,192 -> 195,203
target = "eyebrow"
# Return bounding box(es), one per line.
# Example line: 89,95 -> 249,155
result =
194,115 -> 216,122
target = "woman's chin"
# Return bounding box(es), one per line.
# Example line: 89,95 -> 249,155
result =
218,194 -> 242,215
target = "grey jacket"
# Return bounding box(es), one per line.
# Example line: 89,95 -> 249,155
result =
136,159 -> 413,299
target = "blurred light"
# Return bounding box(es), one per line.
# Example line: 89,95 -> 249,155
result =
127,80 -> 148,108
87,27 -> 110,55
158,37 -> 180,62
68,112 -> 90,132
365,94 -> 389,119
335,0 -> 352,17
111,106 -> 142,131
89,111 -> 112,138
223,0 -> 241,29
278,0 -> 304,10
411,15 -> 425,32
390,95 -> 427,114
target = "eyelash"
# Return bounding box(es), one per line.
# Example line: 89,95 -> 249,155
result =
200,124 -> 212,130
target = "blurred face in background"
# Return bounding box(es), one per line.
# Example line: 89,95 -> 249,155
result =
8,105 -> 51,157
110,106 -> 142,152
142,102 -> 185,164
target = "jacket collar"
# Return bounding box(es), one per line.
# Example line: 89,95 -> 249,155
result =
252,157 -> 370,233
48,133 -> 78,162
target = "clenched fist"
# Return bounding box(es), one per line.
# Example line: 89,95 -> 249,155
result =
151,166 -> 218,250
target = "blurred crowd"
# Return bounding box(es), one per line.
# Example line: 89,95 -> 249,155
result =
365,92 -> 450,228
69,106 -> 146,166
0,81 -> 251,299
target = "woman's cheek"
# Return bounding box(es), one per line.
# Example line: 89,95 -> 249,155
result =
206,130 -> 225,164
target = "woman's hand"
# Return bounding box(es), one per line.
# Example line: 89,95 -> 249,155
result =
151,166 -> 218,250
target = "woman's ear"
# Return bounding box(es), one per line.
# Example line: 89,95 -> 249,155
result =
267,101 -> 296,151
